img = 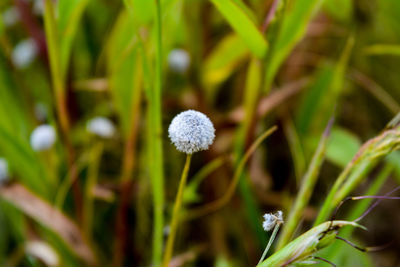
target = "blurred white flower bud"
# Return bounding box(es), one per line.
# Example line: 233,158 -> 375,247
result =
86,116 -> 116,138
262,211 -> 283,231
25,241 -> 59,267
2,7 -> 20,27
168,49 -> 190,73
33,0 -> 44,15
30,125 -> 56,151
11,38 -> 38,69
0,158 -> 9,184
168,110 -> 215,154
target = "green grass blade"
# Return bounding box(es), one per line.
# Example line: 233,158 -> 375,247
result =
325,127 -> 361,168
210,0 -> 268,58
57,0 -> 90,77
264,0 -> 323,88
277,118 -> 332,249
107,12 -> 142,138
149,1 -> 165,265
320,164 -> 392,265
202,33 -> 249,89
234,58 -> 267,247
364,44 -> 400,56
315,121 -> 400,226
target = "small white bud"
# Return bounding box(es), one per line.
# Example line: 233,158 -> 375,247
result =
25,241 -> 59,267
168,49 -> 190,73
11,38 -> 38,69
168,110 -> 215,154
30,125 -> 56,151
262,211 -> 283,231
86,117 -> 116,138
0,158 -> 9,184
2,7 -> 20,27
33,0 -> 44,15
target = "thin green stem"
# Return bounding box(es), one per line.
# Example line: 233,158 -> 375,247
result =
277,118 -> 332,248
83,142 -> 103,240
151,1 -> 165,266
185,126 -> 277,220
258,223 -> 281,264
313,162 -> 354,226
162,154 -> 192,267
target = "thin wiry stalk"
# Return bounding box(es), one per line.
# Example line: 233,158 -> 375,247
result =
315,123 -> 400,226
83,142 -> 103,240
277,117 -> 333,249
185,126 -> 277,220
162,154 -> 192,267
258,223 -> 281,264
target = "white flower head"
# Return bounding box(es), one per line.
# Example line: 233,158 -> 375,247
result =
25,241 -> 59,267
0,158 -> 9,183
262,211 -> 284,231
86,116 -> 116,138
33,0 -> 44,15
168,110 -> 215,154
30,125 -> 56,151
11,38 -> 38,69
2,7 -> 20,27
168,49 -> 190,73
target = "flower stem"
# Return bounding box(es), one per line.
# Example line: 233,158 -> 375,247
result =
162,154 -> 192,267
151,0 -> 165,265
258,223 -> 281,264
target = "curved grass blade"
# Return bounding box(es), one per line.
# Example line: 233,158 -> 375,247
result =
0,184 -> 95,264
210,0 -> 268,58
257,221 -> 365,267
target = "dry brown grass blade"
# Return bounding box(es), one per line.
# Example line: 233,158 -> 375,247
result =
0,183 -> 95,264
229,77 -> 310,122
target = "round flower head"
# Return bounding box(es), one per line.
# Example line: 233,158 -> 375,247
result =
168,49 -> 190,73
168,110 -> 215,154
262,211 -> 283,231
2,7 -> 20,27
30,125 -> 56,151
86,116 -> 116,138
0,158 -> 9,184
12,38 -> 38,69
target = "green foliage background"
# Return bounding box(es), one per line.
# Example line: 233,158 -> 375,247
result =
0,0 -> 400,266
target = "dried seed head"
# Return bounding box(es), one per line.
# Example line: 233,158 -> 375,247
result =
86,117 -> 116,138
263,211 -> 284,231
168,110 -> 215,154
0,158 -> 9,183
168,49 -> 190,73
30,125 -> 56,151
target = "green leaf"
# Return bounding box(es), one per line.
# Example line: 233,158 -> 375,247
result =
123,0 -> 155,24
265,0 -> 323,87
210,0 -> 268,58
57,0 -> 91,77
364,44 -> 400,56
0,58 -> 50,198
107,12 -> 142,138
296,37 -> 354,146
326,127 -> 361,168
323,0 -> 353,22
202,33 -> 249,88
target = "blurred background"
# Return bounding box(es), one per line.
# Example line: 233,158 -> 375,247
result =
0,0 -> 400,266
